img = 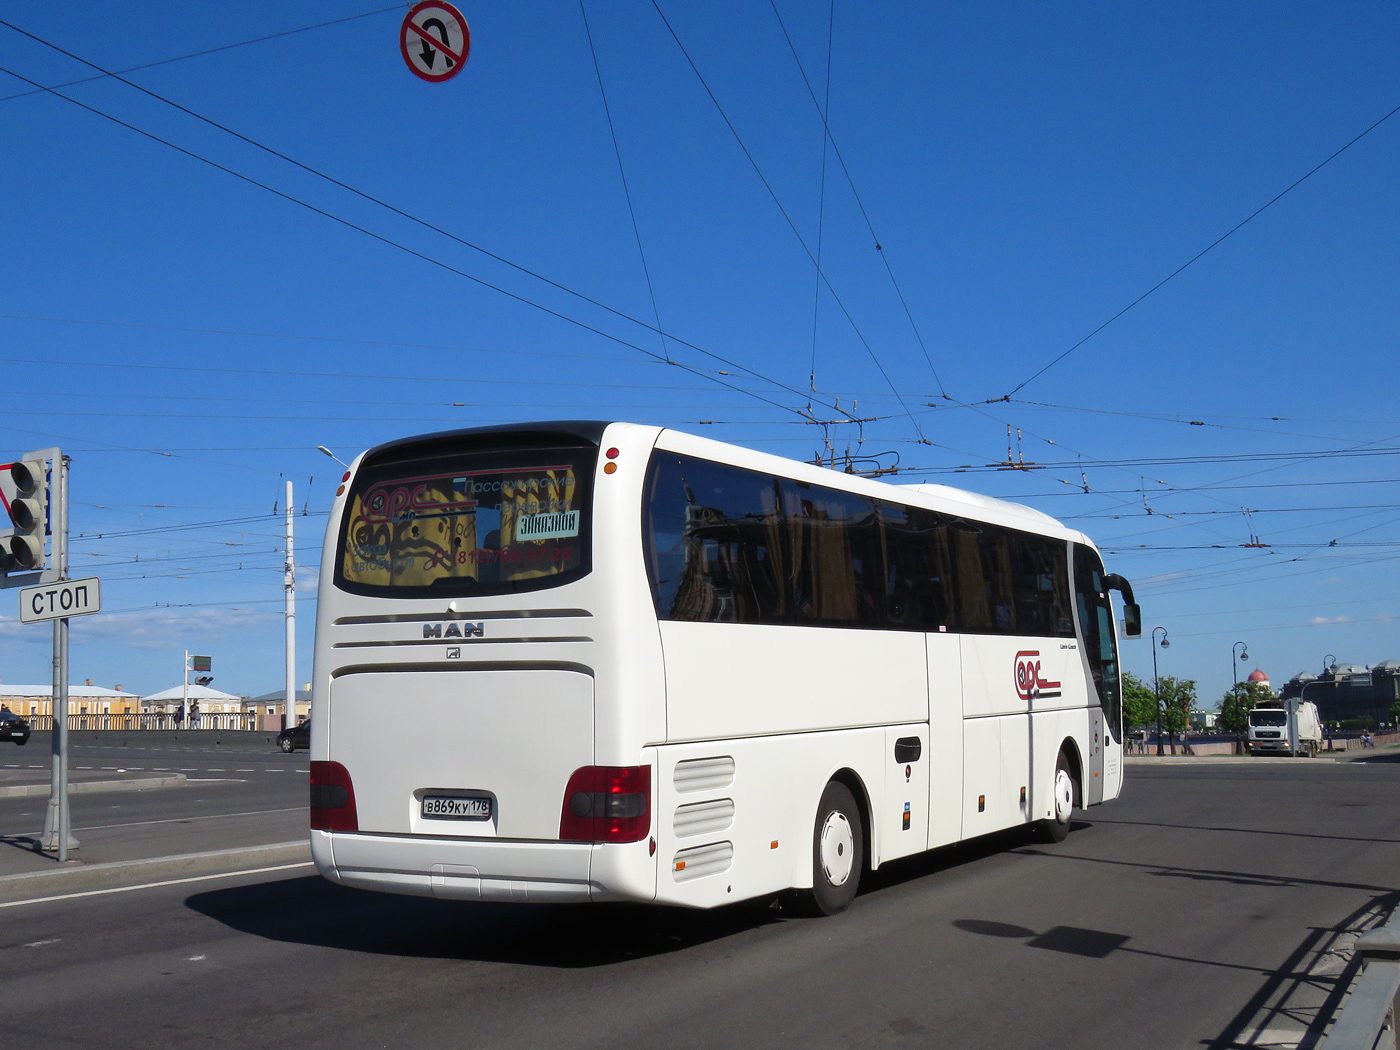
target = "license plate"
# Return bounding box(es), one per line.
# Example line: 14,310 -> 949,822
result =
421,794 -> 492,821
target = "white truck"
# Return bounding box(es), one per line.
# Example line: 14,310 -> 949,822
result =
1247,699 -> 1322,756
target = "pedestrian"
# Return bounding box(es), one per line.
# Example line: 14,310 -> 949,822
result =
0,704 -> 10,716
175,703 -> 185,729
189,701 -> 200,729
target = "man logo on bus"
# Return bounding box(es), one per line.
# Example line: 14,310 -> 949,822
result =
1014,650 -> 1061,702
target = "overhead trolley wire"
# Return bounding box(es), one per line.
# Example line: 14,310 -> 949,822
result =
579,1 -> 671,364
647,0 -> 925,439
0,312 -> 638,364
0,65 -> 816,424
1001,97 -> 1400,399
0,21 -> 833,420
0,5 -> 402,106
767,0 -> 949,400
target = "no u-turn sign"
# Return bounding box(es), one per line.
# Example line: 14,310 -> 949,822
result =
401,1 -> 470,83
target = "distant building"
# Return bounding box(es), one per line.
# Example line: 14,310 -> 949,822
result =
1247,668 -> 1272,692
1280,661 -> 1400,726
141,684 -> 247,715
0,682 -> 141,717
249,686 -> 311,728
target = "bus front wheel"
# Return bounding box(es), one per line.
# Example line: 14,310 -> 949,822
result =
797,781 -> 864,916
1035,752 -> 1076,843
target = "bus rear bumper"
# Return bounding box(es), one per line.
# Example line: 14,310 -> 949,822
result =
314,830 -> 596,903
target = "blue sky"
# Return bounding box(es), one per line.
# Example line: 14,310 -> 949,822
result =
0,1 -> 1396,702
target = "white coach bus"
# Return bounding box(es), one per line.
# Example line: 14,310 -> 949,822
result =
309,422 -> 1140,914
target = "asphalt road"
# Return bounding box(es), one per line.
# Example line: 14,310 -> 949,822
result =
3,756 -> 1398,1050
0,740 -> 308,872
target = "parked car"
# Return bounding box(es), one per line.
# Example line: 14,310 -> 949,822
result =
276,719 -> 310,753
0,712 -> 31,745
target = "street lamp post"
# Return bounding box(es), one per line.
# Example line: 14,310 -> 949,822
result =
1323,654 -> 1336,675
1232,641 -> 1250,754
1153,626 -> 1170,756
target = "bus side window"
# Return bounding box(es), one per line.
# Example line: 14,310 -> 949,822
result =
880,503 -> 955,631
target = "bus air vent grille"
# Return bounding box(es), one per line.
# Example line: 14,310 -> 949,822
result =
673,756 -> 735,793
672,841 -> 734,882
673,798 -> 735,839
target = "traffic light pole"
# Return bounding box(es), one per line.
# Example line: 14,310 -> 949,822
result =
40,453 -> 76,859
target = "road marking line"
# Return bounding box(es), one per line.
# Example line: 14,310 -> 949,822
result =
0,862 -> 315,909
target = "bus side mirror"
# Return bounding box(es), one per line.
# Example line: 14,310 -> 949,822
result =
1102,573 -> 1140,636
1123,603 -> 1142,637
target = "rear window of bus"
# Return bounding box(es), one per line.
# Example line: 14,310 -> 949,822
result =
335,439 -> 594,598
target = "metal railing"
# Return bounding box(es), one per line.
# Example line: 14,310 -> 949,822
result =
1324,924 -> 1400,1048
21,712 -> 260,731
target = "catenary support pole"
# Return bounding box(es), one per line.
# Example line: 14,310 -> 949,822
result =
284,480 -> 296,730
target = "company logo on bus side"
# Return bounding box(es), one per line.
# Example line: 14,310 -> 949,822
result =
1014,650 -> 1061,702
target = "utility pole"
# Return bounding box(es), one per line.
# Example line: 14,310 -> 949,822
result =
181,649 -> 189,730
284,480 -> 296,730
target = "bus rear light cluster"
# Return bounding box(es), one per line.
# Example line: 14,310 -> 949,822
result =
559,765 -> 651,843
310,760 -> 358,832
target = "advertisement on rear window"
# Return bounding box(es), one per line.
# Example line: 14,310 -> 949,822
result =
339,456 -> 588,595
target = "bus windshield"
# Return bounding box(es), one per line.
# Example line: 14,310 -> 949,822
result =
335,440 -> 594,598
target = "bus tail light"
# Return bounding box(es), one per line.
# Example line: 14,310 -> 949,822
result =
310,761 -> 358,832
560,765 -> 651,843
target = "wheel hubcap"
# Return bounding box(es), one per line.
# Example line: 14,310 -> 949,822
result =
1054,769 -> 1073,823
820,811 -> 855,886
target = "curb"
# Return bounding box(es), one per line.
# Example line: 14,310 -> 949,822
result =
0,773 -> 187,798
0,840 -> 312,904
1126,755 -> 1327,765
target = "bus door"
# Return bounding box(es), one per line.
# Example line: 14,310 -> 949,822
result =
1073,545 -> 1124,804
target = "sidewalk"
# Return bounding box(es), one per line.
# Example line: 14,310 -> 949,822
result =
1127,744 -> 1400,765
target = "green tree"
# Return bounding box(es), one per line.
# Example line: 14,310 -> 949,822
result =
1390,700 -> 1400,728
1122,672 -> 1157,731
1157,676 -> 1197,753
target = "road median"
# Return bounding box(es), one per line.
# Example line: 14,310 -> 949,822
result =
0,839 -> 312,905
0,772 -> 188,798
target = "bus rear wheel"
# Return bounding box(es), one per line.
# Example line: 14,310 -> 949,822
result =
1035,751 -> 1076,843
796,781 -> 863,916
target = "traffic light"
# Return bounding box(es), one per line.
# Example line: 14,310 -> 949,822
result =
195,676 -> 214,687
1,458 -> 47,575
